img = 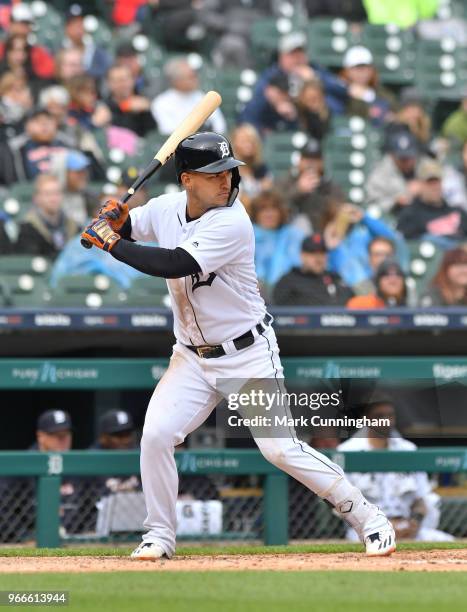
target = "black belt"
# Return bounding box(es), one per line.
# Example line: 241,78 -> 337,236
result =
186,314 -> 272,359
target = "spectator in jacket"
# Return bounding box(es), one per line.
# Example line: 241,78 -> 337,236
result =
340,46 -> 396,127
277,139 -> 343,234
251,189 -> 305,295
295,79 -> 330,141
421,247 -> 467,307
388,89 -> 432,152
322,199 -> 403,288
106,64 -> 156,137
151,57 -> 226,136
366,130 -> 424,216
16,174 -> 78,258
0,5 -> 55,80
239,31 -> 353,135
338,395 -> 454,541
397,158 -> 467,244
0,108 -> 73,185
115,42 -> 156,97
273,233 -> 353,306
230,123 -> 273,210
353,236 -> 397,295
347,259 -> 407,309
442,89 -> 467,145
67,74 -> 112,132
62,4 -> 112,81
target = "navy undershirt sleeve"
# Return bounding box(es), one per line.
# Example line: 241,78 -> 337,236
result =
111,240 -> 201,279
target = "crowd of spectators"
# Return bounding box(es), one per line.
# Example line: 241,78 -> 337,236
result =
0,1 -> 466,309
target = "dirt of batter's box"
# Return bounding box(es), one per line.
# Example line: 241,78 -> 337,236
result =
1,550 -> 467,573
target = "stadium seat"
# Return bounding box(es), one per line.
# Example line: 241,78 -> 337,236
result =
55,274 -> 122,296
263,131 -> 309,177
362,24 -> 416,85
251,18 -> 291,70
407,240 -> 444,297
0,255 -> 51,277
307,18 -> 359,68
126,276 -> 170,307
209,68 -> 258,127
415,39 -> 467,100
0,274 -> 51,308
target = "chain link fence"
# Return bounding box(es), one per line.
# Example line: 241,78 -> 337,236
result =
1,473 -> 465,544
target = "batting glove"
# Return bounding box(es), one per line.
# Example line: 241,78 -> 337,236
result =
98,199 -> 129,231
81,218 -> 121,252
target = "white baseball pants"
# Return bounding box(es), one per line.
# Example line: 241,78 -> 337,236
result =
140,325 -> 378,556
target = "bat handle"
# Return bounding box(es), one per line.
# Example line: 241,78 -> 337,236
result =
81,238 -> 93,249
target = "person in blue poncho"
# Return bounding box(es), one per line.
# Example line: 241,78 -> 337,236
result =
250,189 -> 305,298
321,199 -> 408,290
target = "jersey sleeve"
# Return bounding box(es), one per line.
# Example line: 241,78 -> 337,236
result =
129,200 -> 159,243
178,210 -> 250,275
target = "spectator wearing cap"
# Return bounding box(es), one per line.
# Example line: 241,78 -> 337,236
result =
421,247 -> 467,307
151,57 -> 226,136
240,31 -> 378,135
16,174 -> 78,258
89,410 -> 141,496
62,4 -> 112,81
347,259 -> 407,309
230,123 -> 273,210
295,79 -> 330,141
32,409 -> 72,452
0,108 -> 74,185
49,150 -> 96,227
0,4 -> 55,80
339,46 -> 396,126
92,410 -> 137,450
397,158 -> 467,245
277,139 -> 343,235
442,89 -> 467,145
273,234 -> 353,306
366,131 -> 427,216
105,64 -> 156,138
251,189 -> 305,296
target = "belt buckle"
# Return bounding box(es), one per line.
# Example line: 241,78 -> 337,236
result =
196,345 -> 212,358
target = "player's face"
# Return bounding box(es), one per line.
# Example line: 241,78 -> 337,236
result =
37,429 -> 72,452
183,170 -> 232,209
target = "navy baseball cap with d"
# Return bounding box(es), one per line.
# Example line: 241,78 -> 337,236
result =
388,132 -> 418,159
99,410 -> 134,435
37,410 -> 72,433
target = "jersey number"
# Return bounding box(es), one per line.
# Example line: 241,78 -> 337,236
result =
191,272 -> 216,292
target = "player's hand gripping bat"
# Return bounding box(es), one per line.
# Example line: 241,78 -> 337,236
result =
81,90 -> 222,249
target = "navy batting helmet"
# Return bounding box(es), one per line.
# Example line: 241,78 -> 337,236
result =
174,132 -> 245,205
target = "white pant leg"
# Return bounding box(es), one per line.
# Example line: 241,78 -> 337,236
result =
140,347 -> 220,556
207,326 -> 385,537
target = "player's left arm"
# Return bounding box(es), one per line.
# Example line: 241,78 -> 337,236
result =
81,217 -> 201,279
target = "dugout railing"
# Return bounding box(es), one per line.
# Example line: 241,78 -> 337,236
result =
0,449 -> 467,548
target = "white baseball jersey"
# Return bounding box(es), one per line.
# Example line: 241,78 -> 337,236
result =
129,192 -> 266,345
337,431 -> 432,518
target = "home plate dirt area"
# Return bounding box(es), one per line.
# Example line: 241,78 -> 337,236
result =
2,549 -> 467,573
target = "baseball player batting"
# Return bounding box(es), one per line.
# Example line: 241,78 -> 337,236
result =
81,131 -> 396,560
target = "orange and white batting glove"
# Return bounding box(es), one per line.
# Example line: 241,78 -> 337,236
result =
81,218 -> 121,252
98,199 -> 129,231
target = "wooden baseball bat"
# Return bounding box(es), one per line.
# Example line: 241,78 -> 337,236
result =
81,90 -> 222,249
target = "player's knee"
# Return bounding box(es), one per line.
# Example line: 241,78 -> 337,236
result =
141,423 -> 175,451
257,440 -> 287,467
